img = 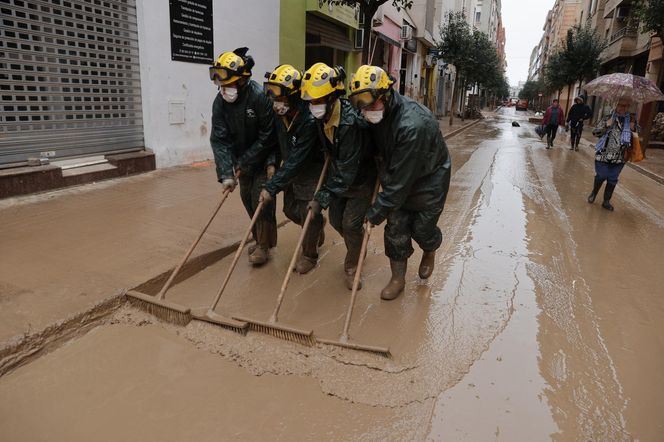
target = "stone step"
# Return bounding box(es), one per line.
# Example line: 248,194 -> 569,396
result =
61,162 -> 118,178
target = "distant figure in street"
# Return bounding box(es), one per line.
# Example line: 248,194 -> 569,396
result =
542,99 -> 565,149
588,98 -> 637,211
566,96 -> 592,151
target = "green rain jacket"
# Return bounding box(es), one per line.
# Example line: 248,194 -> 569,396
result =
367,91 -> 451,224
210,80 -> 278,181
314,99 -> 376,208
264,101 -> 325,197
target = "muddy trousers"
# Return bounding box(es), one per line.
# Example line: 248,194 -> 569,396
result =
569,121 -> 584,148
328,194 -> 372,271
283,186 -> 324,259
545,124 -> 558,146
239,172 -> 277,249
384,208 -> 444,262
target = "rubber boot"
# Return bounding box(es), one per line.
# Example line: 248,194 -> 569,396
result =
296,217 -> 322,274
602,183 -> 616,211
295,255 -> 317,274
381,260 -> 407,301
248,246 -> 268,265
343,240 -> 363,290
418,251 -> 436,279
546,135 -> 551,149
570,136 -> 575,150
248,221 -> 273,265
587,177 -> 603,204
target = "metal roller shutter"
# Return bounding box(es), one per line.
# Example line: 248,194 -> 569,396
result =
306,13 -> 352,52
0,0 -> 144,166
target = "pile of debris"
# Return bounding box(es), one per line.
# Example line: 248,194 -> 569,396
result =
464,105 -> 485,120
651,112 -> 664,141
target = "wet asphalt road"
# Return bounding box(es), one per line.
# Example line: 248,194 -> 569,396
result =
430,107 -> 664,440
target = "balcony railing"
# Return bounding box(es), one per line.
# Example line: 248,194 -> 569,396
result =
609,26 -> 637,44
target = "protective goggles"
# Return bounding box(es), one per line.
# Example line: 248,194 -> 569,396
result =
209,66 -> 241,82
263,82 -> 290,99
349,89 -> 383,110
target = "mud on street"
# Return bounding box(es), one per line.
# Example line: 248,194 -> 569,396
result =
1,109 -> 663,441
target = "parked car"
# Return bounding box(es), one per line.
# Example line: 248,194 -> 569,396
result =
516,99 -> 528,111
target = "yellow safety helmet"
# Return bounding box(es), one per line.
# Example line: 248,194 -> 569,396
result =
349,65 -> 394,110
209,47 -> 255,86
300,62 -> 346,101
263,64 -> 302,99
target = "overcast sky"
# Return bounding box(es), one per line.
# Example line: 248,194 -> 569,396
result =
501,0 -> 556,86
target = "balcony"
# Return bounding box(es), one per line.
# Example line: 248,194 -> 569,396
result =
604,26 -> 638,61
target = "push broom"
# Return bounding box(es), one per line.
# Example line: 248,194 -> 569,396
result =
189,200 -> 268,334
233,157 -> 330,346
127,188 -> 233,326
317,179 -> 391,357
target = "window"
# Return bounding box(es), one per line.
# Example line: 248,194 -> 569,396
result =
475,11 -> 481,23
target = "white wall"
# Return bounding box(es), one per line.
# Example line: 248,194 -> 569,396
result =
136,0 -> 280,168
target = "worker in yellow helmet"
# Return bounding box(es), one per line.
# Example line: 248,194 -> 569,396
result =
209,47 -> 278,265
259,64 -> 326,274
300,62 -> 377,290
349,65 -> 451,300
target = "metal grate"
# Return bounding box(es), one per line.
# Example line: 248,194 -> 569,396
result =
0,0 -> 144,165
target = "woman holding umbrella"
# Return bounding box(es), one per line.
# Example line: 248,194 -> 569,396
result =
585,73 -> 664,211
588,97 -> 636,211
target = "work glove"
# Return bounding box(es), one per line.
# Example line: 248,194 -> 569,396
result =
307,199 -> 322,215
221,177 -> 237,192
259,189 -> 273,204
266,165 -> 276,180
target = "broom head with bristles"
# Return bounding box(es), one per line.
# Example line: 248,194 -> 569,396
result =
191,308 -> 249,335
126,290 -> 192,326
233,315 -> 316,346
317,337 -> 391,358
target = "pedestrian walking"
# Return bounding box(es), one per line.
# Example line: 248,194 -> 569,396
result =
259,64 -> 326,274
300,63 -> 377,290
587,98 -> 637,211
542,99 -> 565,149
566,96 -> 592,151
349,66 -> 451,300
209,47 -> 279,265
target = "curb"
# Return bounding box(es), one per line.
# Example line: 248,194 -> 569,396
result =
445,118 -> 482,139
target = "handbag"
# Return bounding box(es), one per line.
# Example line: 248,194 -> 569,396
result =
535,124 -> 545,139
630,132 -> 644,162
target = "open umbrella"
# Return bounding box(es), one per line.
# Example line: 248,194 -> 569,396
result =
585,73 -> 664,103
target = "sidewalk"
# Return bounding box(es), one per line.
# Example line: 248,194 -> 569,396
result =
0,118 -> 481,347
580,131 -> 664,184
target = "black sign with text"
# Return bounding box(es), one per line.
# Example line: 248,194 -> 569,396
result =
169,0 -> 213,64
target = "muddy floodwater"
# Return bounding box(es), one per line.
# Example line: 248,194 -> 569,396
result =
1,109 -> 663,441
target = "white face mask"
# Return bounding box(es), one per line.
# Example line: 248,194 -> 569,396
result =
362,109 -> 384,124
220,87 -> 238,103
273,101 -> 289,116
309,103 -> 327,120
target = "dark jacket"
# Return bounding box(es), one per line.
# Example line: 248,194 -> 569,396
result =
567,103 -> 592,124
367,91 -> 451,224
264,101 -> 325,197
543,105 -> 565,126
210,80 -> 278,182
314,99 -> 376,209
